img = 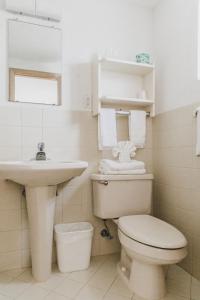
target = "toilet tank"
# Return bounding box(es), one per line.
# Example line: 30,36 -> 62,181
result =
91,174 -> 153,219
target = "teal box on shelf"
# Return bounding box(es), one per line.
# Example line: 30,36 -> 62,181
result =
136,53 -> 150,64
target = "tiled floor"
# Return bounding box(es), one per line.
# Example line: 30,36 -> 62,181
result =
0,254 -> 199,300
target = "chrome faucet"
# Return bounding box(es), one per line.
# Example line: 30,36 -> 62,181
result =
36,142 -> 46,161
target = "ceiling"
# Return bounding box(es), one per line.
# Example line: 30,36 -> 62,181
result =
129,0 -> 161,7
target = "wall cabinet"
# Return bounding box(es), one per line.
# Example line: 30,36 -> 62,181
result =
6,0 -> 61,21
6,0 -> 35,15
93,57 -> 155,116
36,0 -> 61,21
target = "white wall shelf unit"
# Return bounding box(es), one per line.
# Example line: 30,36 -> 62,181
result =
93,56 -> 155,116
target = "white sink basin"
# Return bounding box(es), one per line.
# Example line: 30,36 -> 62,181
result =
0,160 -> 88,186
0,160 -> 88,282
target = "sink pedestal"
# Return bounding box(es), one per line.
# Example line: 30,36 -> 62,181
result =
25,186 -> 56,282
0,160 -> 88,281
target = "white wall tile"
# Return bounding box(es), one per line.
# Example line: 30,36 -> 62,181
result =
21,230 -> 30,250
21,250 -> 31,268
21,107 -> 43,127
0,210 -> 21,231
0,107 -> 21,127
0,181 -> 21,210
0,147 -> 21,161
22,127 -> 42,148
153,103 -> 200,280
0,251 -> 21,272
0,231 -> 21,253
43,109 -> 70,128
0,127 -> 21,147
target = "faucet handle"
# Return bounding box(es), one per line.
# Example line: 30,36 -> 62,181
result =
38,142 -> 45,152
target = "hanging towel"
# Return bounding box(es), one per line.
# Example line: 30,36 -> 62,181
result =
98,108 -> 117,150
196,107 -> 200,156
99,159 -> 145,174
129,110 -> 146,148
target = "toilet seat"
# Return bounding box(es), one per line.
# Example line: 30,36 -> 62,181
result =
118,218 -> 188,300
118,228 -> 187,265
119,215 -> 187,249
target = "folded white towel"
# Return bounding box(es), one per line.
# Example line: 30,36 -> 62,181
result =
99,169 -> 146,175
129,110 -> 146,148
99,159 -> 145,174
98,108 -> 117,150
196,107 -> 200,156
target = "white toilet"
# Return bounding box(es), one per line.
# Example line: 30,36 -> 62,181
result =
91,174 -> 187,300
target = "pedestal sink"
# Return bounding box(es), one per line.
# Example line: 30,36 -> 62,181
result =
0,160 -> 88,281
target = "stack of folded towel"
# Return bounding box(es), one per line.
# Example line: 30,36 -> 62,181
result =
99,159 -> 146,175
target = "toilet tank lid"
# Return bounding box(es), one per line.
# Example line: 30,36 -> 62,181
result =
119,215 -> 187,249
90,173 -> 154,181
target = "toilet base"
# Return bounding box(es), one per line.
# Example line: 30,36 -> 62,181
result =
130,258 -> 166,300
118,251 -> 167,300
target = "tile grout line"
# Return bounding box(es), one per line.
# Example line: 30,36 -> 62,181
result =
69,256 -> 116,299
73,256 -> 112,298
102,275 -> 119,299
43,256 -> 110,299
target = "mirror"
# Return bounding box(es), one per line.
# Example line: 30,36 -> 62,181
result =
8,20 -> 62,105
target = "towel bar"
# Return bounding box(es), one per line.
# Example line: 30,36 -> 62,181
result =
116,110 -> 150,117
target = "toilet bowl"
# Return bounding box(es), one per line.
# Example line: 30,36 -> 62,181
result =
118,215 -> 187,300
91,174 -> 188,300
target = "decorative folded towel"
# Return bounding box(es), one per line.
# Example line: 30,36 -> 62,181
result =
99,169 -> 146,175
129,110 -> 146,148
112,141 -> 136,162
99,159 -> 145,174
98,108 -> 117,150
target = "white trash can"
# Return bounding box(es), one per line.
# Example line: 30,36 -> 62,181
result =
55,222 -> 94,273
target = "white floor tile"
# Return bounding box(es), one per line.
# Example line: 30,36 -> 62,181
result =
166,265 -> 191,299
68,257 -> 104,284
34,274 -> 66,291
0,254 -> 199,300
54,277 -> 84,298
16,285 -> 49,300
0,279 -> 32,298
167,278 -> 191,298
191,276 -> 200,300
44,291 -> 71,300
75,285 -> 105,300
104,290 -> 131,300
93,255 -> 110,264
0,294 -> 12,300
87,259 -> 117,292
88,272 -> 116,292
69,268 -> 95,284
161,293 -> 190,300
108,277 -> 133,298
0,273 -> 14,289
98,263 -> 118,279
167,265 -> 191,283
52,264 -> 70,278
16,269 -> 34,283
3,269 -> 26,279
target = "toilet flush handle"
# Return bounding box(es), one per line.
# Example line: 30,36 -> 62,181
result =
99,180 -> 108,186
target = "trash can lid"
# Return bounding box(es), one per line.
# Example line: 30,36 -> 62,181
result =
55,222 -> 93,234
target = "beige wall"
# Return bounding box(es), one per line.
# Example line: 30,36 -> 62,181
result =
0,106 -> 153,271
153,103 -> 200,280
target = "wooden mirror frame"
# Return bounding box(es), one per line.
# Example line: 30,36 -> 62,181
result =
9,68 -> 62,105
